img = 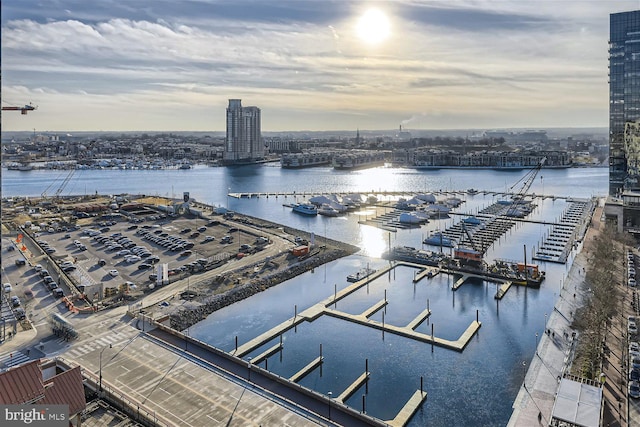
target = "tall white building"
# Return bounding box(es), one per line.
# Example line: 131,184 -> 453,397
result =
223,99 -> 263,164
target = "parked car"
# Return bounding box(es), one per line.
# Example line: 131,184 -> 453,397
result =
10,296 -> 20,307
630,381 -> 640,399
14,258 -> 26,266
3,283 -> 13,293
14,307 -> 26,320
23,289 -> 34,299
109,269 -> 119,277
630,322 -> 639,335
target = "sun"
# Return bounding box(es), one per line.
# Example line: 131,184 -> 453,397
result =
356,8 -> 390,45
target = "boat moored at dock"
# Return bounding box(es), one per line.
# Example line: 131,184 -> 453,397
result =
347,266 -> 377,282
291,203 -> 318,215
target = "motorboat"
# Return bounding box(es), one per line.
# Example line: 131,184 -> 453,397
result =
423,232 -> 455,247
347,266 -> 376,282
292,203 -> 318,215
318,204 -> 340,217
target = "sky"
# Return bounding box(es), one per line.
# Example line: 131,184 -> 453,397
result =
2,0 -> 639,132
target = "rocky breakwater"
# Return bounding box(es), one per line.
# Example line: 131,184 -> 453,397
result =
169,240 -> 359,331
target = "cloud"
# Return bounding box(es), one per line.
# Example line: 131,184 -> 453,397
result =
0,0 -> 626,131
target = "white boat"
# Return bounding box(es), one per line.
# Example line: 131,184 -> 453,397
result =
292,203 -> 318,215
347,266 -> 376,282
423,232 -> 455,247
318,204 -> 340,217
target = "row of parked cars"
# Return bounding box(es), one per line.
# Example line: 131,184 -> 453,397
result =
628,251 -> 640,399
137,228 -> 196,253
34,264 -> 64,298
92,232 -> 160,272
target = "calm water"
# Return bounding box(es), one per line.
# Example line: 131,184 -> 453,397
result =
2,165 -> 608,426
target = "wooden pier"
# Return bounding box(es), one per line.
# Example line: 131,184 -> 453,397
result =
406,308 -> 432,330
494,281 -> 513,300
337,371 -> 370,403
362,299 -> 388,318
251,342 -> 282,365
386,390 -> 428,427
452,274 -> 470,290
412,266 -> 440,283
290,356 -> 324,383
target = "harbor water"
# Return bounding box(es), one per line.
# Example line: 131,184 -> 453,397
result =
2,165 -> 608,426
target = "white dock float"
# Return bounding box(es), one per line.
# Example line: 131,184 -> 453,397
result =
337,371 -> 370,403
386,389 -> 427,427
289,356 -> 324,383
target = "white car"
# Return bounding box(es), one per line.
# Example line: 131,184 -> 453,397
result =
3,283 -> 13,293
630,322 -> 639,335
108,269 -> 119,277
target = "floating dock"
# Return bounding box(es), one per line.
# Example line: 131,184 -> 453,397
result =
337,371 -> 370,403
385,390 -> 428,427
290,356 -> 324,383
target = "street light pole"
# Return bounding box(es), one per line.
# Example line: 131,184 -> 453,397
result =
99,344 -> 112,392
535,332 -> 539,355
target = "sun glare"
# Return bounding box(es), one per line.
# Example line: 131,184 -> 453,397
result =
356,8 -> 390,45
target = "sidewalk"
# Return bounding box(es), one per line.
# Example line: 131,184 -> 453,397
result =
508,205 -> 603,426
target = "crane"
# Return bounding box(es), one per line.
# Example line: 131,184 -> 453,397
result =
2,103 -> 37,115
454,221 -> 484,266
505,157 -> 546,217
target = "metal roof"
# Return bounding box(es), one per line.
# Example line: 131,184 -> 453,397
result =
42,366 -> 86,415
551,378 -> 602,427
0,360 -> 85,416
0,360 -> 44,404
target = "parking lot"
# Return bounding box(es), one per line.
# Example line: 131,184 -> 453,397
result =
24,213 -> 272,301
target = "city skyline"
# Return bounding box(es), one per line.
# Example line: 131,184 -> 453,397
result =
2,0 -> 638,132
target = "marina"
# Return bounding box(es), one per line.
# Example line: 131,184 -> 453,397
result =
1,165 -> 609,427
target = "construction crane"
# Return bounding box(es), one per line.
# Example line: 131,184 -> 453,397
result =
454,221 -> 484,266
505,157 -> 546,218
2,103 -> 37,115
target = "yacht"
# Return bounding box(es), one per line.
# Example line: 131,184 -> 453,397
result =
318,204 -> 340,217
292,203 -> 318,215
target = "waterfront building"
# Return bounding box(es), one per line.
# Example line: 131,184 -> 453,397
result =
606,10 -> 640,234
223,99 -> 263,164
609,10 -> 640,194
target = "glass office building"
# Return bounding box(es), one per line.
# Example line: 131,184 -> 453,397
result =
610,10 -> 640,195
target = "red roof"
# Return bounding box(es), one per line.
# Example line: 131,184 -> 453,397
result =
42,366 -> 86,415
0,360 -> 44,404
0,360 -> 85,415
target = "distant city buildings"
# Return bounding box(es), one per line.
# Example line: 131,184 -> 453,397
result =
223,99 -> 264,164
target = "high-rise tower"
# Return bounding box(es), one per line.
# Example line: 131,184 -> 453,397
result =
223,99 -> 263,164
609,10 -> 640,195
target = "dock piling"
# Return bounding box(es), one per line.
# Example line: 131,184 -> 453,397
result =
431,324 -> 434,352
362,394 -> 366,414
